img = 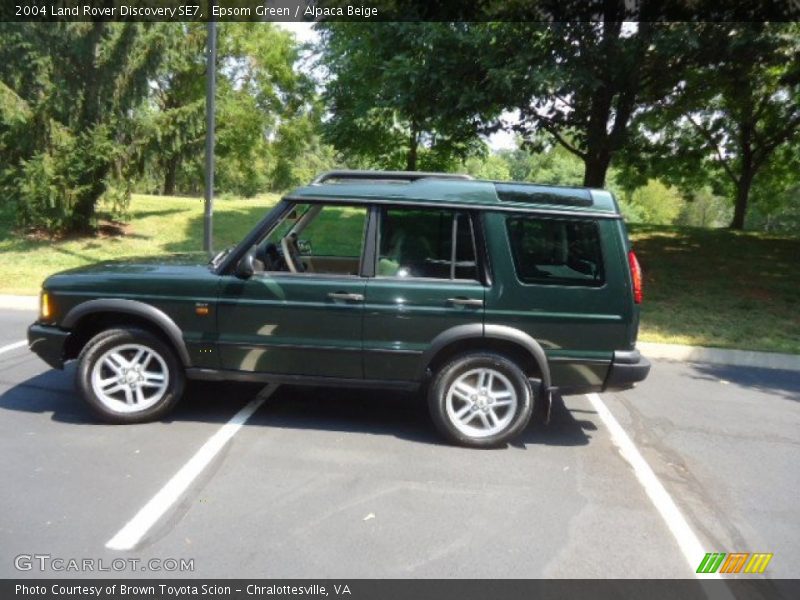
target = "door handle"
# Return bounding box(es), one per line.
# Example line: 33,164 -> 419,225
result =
447,297 -> 484,308
328,292 -> 365,302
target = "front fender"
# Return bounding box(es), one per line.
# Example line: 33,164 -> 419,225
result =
61,298 -> 192,366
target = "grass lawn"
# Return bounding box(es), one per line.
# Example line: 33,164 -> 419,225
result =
1,194 -> 798,354
0,193 -> 280,296
630,224 -> 800,354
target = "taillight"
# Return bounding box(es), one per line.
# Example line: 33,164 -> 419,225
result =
628,250 -> 643,304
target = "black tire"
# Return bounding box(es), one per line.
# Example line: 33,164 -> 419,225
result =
428,352 -> 533,448
76,327 -> 185,424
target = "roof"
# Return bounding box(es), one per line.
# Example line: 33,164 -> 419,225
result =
287,170 -> 619,216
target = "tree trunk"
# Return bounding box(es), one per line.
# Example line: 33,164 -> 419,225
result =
730,171 -> 753,230
69,178 -> 105,233
730,129 -> 753,230
163,156 -> 179,195
582,154 -> 611,188
406,125 -> 418,171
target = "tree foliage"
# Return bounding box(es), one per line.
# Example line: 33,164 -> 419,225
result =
619,179 -> 684,225
317,23 -> 495,171
476,21 -> 699,188
138,22 -> 328,198
1,18 -> 799,237
0,22 -> 172,232
0,22 -> 330,233
496,145 -> 585,187
634,23 -> 800,229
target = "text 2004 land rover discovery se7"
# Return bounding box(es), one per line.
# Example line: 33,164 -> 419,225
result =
28,170 -> 650,448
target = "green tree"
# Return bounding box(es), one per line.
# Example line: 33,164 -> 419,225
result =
619,179 -> 684,225
466,18 -> 699,188
0,23 -> 172,232
461,152 -> 511,180
745,139 -> 800,232
639,23 -> 800,229
270,113 -> 339,191
318,23 -> 494,171
497,144 -> 586,186
140,22 -> 317,197
677,187 -> 732,228
144,24 -> 206,196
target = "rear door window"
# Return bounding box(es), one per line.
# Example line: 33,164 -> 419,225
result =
377,207 -> 478,281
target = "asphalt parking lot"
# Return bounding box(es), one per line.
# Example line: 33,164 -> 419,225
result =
1,308 -> 798,579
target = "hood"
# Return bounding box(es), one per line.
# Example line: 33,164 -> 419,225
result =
43,253 -> 214,290
58,253 -> 208,274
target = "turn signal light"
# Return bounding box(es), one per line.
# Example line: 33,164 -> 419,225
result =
40,292 -> 52,320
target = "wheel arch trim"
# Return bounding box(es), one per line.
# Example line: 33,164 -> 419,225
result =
419,323 -> 551,388
61,299 -> 192,367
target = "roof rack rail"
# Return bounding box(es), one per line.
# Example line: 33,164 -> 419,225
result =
311,170 -> 473,185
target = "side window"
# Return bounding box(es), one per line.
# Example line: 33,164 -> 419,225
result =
377,207 -> 478,281
257,203 -> 367,276
297,205 -> 366,258
505,216 -> 604,286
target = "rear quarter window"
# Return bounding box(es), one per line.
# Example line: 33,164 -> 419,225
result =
505,216 -> 605,286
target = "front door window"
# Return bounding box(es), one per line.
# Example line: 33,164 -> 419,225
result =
257,203 -> 367,276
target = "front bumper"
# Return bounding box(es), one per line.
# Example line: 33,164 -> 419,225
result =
27,323 -> 70,369
603,349 -> 651,391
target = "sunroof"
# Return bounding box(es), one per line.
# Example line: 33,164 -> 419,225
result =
494,183 -> 593,207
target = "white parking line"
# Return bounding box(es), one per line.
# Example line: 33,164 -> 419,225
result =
106,384 -> 278,551
585,393 -> 718,580
0,340 -> 27,355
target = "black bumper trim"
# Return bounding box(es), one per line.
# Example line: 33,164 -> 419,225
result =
186,368 -> 420,391
27,324 -> 70,369
603,349 -> 651,391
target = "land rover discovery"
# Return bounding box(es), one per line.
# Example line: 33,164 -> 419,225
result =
28,170 -> 650,447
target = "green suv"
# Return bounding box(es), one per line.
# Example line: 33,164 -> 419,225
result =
28,170 -> 649,447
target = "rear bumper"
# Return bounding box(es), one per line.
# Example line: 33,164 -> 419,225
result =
603,349 -> 651,391
27,323 -> 69,369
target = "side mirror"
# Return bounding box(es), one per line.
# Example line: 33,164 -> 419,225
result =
235,246 -> 256,279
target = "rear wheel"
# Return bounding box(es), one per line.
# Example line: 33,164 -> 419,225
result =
428,352 -> 533,448
76,328 -> 185,423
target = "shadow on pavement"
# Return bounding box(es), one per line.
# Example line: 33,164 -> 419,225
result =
687,362 -> 800,403
0,365 -> 259,426
254,386 -> 593,448
0,367 -> 594,448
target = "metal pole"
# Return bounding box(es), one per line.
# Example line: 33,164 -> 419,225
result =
203,10 -> 217,255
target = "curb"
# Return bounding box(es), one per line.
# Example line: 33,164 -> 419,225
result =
0,295 -> 37,311
638,341 -> 800,372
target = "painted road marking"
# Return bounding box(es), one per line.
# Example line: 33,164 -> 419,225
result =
106,384 -> 278,551
586,393 -> 719,580
0,295 -> 38,311
0,340 -> 27,355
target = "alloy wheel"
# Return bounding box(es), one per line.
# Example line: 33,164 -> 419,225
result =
445,367 -> 518,438
90,343 -> 170,414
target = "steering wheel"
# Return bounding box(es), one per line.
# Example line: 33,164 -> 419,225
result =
281,233 -> 305,273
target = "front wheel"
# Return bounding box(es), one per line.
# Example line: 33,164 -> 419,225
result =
428,352 -> 533,448
76,328 -> 185,423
